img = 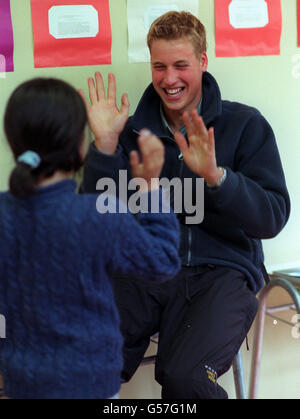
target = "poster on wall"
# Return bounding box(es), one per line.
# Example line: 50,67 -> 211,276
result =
127,0 -> 199,63
0,0 -> 14,74
215,0 -> 282,57
30,0 -> 112,68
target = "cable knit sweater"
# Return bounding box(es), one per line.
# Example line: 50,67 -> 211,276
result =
0,179 -> 180,399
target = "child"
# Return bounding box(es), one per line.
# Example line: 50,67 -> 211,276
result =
0,77 -> 180,398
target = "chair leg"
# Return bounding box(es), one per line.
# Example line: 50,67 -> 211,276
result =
232,349 -> 246,399
249,277 -> 300,399
248,283 -> 269,399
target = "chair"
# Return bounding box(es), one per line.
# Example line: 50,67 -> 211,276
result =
141,335 -> 248,399
249,274 -> 300,399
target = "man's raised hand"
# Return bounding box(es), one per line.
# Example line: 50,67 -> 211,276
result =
174,110 -> 222,185
79,72 -> 129,155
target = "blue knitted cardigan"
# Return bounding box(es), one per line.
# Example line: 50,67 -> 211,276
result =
0,179 -> 180,398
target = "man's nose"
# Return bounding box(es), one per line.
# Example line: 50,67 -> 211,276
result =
164,69 -> 177,85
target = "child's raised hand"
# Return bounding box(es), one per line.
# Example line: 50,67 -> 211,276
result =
78,72 -> 129,155
129,130 -> 165,192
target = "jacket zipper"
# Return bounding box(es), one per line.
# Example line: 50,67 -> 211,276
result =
177,156 -> 192,265
187,227 -> 192,266
133,129 -> 182,159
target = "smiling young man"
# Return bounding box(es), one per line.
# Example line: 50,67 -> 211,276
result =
81,11 -> 290,398
150,37 -> 207,131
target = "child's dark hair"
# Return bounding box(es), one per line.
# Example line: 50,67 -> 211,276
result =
4,77 -> 87,197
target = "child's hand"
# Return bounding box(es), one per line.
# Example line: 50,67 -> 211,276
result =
129,130 -> 165,192
78,72 -> 129,155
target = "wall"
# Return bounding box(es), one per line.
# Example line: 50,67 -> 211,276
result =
0,0 -> 300,399
1,0 -> 299,267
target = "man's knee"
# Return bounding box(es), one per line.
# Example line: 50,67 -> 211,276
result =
160,369 -> 228,399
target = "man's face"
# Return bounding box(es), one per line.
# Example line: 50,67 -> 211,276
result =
150,38 -> 208,118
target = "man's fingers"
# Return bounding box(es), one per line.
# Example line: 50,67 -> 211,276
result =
120,93 -> 130,117
94,71 -> 106,100
174,131 -> 189,152
88,77 -> 98,104
207,127 -> 215,151
191,111 -> 209,141
107,73 -> 117,103
182,110 -> 209,144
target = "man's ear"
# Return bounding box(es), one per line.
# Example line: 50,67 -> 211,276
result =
200,52 -> 208,72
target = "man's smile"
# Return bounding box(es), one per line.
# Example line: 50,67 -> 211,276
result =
163,87 -> 185,98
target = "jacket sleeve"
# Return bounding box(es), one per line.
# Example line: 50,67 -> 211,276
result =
79,142 -> 131,194
105,190 -> 181,281
207,113 -> 290,239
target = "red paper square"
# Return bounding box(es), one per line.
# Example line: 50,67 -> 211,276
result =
31,0 -> 112,68
215,0 -> 282,57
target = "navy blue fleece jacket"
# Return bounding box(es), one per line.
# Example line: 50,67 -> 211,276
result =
81,71 -> 290,293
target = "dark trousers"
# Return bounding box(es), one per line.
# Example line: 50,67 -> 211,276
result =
113,265 -> 258,399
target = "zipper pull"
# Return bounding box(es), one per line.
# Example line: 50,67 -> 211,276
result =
178,152 -> 183,160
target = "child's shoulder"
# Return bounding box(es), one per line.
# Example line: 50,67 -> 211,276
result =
72,192 -> 123,229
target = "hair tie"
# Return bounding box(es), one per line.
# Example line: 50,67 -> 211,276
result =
17,150 -> 41,169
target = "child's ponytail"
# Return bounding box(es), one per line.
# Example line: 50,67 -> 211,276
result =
9,151 -> 41,197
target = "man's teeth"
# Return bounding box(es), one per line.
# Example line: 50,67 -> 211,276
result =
165,88 -> 183,96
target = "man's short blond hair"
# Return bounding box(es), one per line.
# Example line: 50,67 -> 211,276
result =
147,11 -> 207,59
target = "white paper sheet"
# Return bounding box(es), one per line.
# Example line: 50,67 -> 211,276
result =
229,0 -> 269,29
48,5 -> 99,39
144,5 -> 179,32
127,0 -> 199,63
